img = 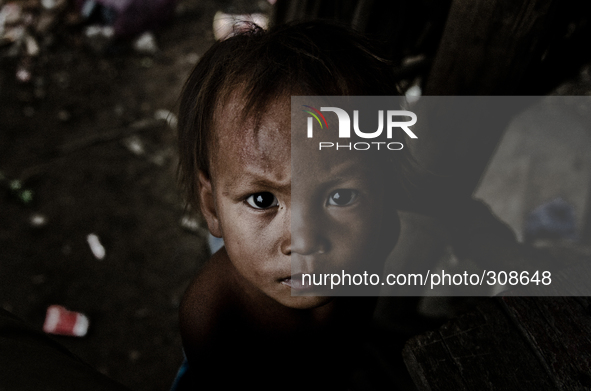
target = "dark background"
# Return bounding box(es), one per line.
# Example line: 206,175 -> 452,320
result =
0,1 -> 226,389
1,0 -> 591,390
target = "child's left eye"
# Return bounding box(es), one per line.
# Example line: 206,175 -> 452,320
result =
245,192 -> 279,209
327,189 -> 358,206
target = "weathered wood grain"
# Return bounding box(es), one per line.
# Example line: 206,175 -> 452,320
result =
502,296 -> 591,390
403,299 -> 556,390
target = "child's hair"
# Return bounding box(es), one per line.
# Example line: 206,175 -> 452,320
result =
178,20 -> 410,211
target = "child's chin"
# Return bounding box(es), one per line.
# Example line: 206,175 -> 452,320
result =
279,295 -> 333,310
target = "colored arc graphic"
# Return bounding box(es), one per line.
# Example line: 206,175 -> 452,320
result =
302,105 -> 328,129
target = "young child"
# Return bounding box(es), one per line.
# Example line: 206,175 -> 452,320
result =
176,21 -> 411,389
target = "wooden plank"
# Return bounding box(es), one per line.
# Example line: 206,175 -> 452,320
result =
501,296 -> 591,390
403,299 -> 556,391
424,0 -> 558,95
412,0 -> 560,212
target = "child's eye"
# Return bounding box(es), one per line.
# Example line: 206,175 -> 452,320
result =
327,189 -> 358,206
245,192 -> 279,209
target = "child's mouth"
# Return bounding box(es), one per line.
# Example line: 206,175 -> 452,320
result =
281,274 -> 315,291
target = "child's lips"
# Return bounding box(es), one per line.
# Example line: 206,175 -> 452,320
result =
281,273 -> 315,291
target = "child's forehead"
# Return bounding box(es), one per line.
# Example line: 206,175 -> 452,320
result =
210,92 -> 291,170
215,87 -> 289,132
213,78 -> 299,125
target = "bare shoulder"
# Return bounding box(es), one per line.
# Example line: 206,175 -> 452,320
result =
179,248 -> 235,351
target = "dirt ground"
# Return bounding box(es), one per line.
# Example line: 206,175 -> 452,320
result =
0,1 -> 265,389
3,1 -> 591,390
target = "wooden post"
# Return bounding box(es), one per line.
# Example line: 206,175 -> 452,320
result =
413,0 -> 561,206
425,0 -> 559,95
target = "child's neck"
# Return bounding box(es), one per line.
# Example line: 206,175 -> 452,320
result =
221,256 -> 335,330
220,253 -> 374,336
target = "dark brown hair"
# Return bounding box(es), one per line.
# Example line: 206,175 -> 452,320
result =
177,21 -> 405,211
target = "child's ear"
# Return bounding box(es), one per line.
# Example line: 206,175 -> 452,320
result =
198,170 -> 222,238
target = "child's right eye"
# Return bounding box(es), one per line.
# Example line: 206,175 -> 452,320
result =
327,189 -> 359,206
245,192 -> 278,209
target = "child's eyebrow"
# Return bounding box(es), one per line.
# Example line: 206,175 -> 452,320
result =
293,158 -> 374,189
224,175 -> 291,194
324,159 -> 372,179
336,159 -> 367,171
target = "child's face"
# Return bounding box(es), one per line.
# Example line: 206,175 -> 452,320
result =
199,93 -> 396,309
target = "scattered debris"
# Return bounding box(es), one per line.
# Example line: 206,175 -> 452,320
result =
30,213 -> 47,227
180,215 -> 200,233
87,233 -> 106,260
25,34 -> 40,56
133,31 -> 158,54
43,305 -> 89,337
16,63 -> 32,83
1,173 -> 34,205
60,119 -> 162,153
184,52 -> 199,65
405,84 -> 422,104
212,11 -> 268,41
9,179 -> 33,204
1,0 -> 178,75
42,0 -> 67,11
36,12 -> 57,34
122,132 -> 172,165
402,54 -> 426,67
75,0 -> 178,38
121,134 -> 145,156
1,3 -> 22,27
0,0 -> 69,81
154,108 -> 177,129
84,24 -> 115,53
18,189 -> 33,204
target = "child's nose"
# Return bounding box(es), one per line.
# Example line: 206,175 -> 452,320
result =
288,205 -> 328,256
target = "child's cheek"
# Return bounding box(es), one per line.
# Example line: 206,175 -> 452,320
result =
328,204 -> 386,270
222,208 -> 285,269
